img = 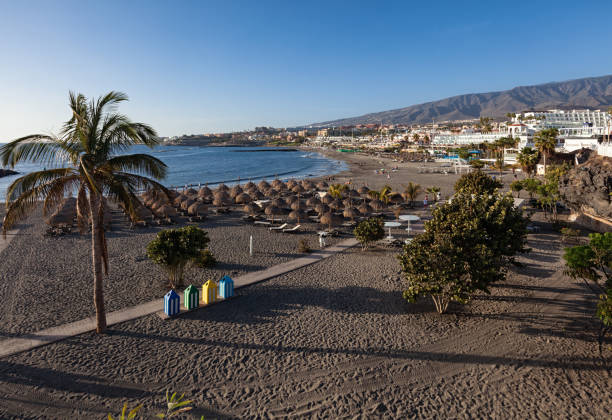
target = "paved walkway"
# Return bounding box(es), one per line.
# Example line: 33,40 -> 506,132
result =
0,238 -> 358,358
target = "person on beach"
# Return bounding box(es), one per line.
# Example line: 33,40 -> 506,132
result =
423,194 -> 428,208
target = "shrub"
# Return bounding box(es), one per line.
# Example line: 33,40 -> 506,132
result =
560,227 -> 580,243
146,226 -> 210,288
298,238 -> 311,253
399,192 -> 528,313
510,180 -> 523,197
196,248 -> 217,267
354,217 -> 385,249
454,169 -> 502,196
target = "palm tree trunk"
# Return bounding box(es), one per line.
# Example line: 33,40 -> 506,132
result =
89,193 -> 107,333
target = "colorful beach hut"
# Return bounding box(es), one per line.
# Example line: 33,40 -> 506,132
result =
164,290 -> 180,317
202,279 -> 218,305
184,284 -> 199,310
219,275 -> 234,299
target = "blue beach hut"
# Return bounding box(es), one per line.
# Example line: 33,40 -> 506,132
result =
219,275 -> 234,299
184,284 -> 199,310
164,290 -> 180,317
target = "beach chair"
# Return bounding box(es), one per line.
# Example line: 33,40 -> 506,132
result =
254,220 -> 271,226
269,223 -> 288,231
282,224 -> 301,233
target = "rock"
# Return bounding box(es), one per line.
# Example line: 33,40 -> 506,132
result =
0,168 -> 19,178
559,154 -> 611,220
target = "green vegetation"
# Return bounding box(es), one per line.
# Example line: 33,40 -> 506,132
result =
517,147 -> 540,177
354,217 -> 385,250
196,249 -> 217,268
510,180 -> 523,197
534,128 -> 558,174
522,177 -> 541,199
108,390 -> 199,419
0,91 -> 167,333
454,170 -> 502,196
368,185 -> 393,204
478,116 -> 493,133
469,159 -> 485,169
426,186 -> 440,201
147,226 -> 211,288
400,191 -> 528,313
328,183 -> 348,199
403,182 -> 422,207
563,232 -> 612,357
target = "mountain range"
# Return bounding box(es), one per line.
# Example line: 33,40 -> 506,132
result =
308,75 -> 612,127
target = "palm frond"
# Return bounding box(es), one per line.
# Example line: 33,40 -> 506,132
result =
41,175 -> 80,216
6,168 -> 77,202
0,136 -> 81,167
105,154 -> 167,180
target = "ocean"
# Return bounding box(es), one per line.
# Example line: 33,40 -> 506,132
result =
0,145 -> 347,201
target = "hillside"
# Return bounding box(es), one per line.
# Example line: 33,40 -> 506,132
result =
309,75 -> 612,127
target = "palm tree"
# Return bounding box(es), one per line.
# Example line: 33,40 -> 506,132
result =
478,116 -> 492,133
0,91 -> 168,333
534,128 -> 558,175
412,133 -> 420,143
367,185 -> 393,204
403,182 -> 421,208
328,183 -> 348,199
517,147 -> 540,177
426,186 -> 440,202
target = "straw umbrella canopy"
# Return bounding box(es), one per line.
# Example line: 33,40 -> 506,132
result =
315,203 -> 330,215
286,179 -> 298,189
271,198 -> 286,209
370,199 -> 385,211
347,189 -> 360,198
343,198 -> 355,208
213,196 -> 230,207
181,198 -> 196,211
291,184 -> 306,194
329,199 -> 344,211
358,202 -> 373,215
358,186 -> 369,195
264,188 -> 279,198
213,190 -> 230,202
306,196 -> 321,208
173,194 -> 188,207
285,195 -> 298,205
271,179 -> 283,187
198,186 -> 212,198
188,202 -> 208,216
274,182 -> 287,192
150,200 -> 165,212
288,209 -> 306,224
235,192 -> 252,204
290,200 -> 303,211
389,193 -> 404,205
185,188 -> 198,197
216,183 -> 229,192
243,203 -> 259,216
134,205 -> 153,221
248,190 -> 265,200
321,194 -> 334,205
159,204 -> 178,218
258,180 -> 270,191
320,212 -> 340,230
343,207 -> 357,221
265,205 -> 282,222
302,180 -> 316,190
229,185 -> 244,198
244,181 -> 257,191
316,181 -> 328,190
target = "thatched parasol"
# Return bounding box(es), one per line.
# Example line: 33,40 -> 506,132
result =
188,202 -> 207,216
271,198 -> 286,208
229,185 -> 244,198
370,199 -> 385,211
265,205 -> 282,222
346,189 -> 360,198
235,192 -> 251,204
159,204 -> 178,218
173,194 -> 188,207
329,199 -> 344,211
264,188 -> 279,198
258,180 -> 270,191
358,202 -> 373,215
315,203 -> 330,215
285,195 -> 298,205
321,194 -> 334,205
286,179 -> 298,189
216,183 -> 229,192
320,212 -> 340,230
213,196 -> 230,207
302,180 -> 316,190
292,184 -> 306,194
290,200 -> 303,211
244,181 -> 257,191
343,207 -> 357,221
213,190 -> 230,202
274,182 -> 287,192
185,188 -> 198,196
389,193 -> 404,205
181,198 -> 196,211
316,181 -> 328,190
306,196 -> 321,207
249,190 -> 265,200
243,203 -> 259,216
288,209 -> 306,224
197,186 -> 212,198
358,186 -> 369,195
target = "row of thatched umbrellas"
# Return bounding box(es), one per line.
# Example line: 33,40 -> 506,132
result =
136,178 -> 404,229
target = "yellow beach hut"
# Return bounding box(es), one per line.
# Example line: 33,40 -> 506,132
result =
202,279 -> 218,305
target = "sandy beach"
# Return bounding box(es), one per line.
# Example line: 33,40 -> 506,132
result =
0,151 -> 609,419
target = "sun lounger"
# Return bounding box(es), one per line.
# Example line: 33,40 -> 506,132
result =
282,224 -> 301,233
269,223 -> 288,231
254,221 -> 271,226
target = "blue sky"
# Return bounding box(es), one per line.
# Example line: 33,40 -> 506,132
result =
1,0 -> 612,139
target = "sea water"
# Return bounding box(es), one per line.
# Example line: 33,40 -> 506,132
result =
0,145 -> 347,200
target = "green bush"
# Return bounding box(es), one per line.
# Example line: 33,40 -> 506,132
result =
354,217 -> 385,249
196,248 -> 217,268
454,169 -> 502,196
146,226 -> 210,288
510,180 -> 523,197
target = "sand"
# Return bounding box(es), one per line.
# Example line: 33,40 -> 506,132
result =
0,151 -> 609,418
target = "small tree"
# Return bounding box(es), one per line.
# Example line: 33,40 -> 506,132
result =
510,180 -> 523,197
354,217 -> 385,250
403,182 -> 422,207
470,159 -> 485,169
454,169 -> 502,196
146,226 -> 210,288
522,177 -> 541,200
563,232 -> 612,357
426,186 -> 441,202
399,193 -> 528,313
